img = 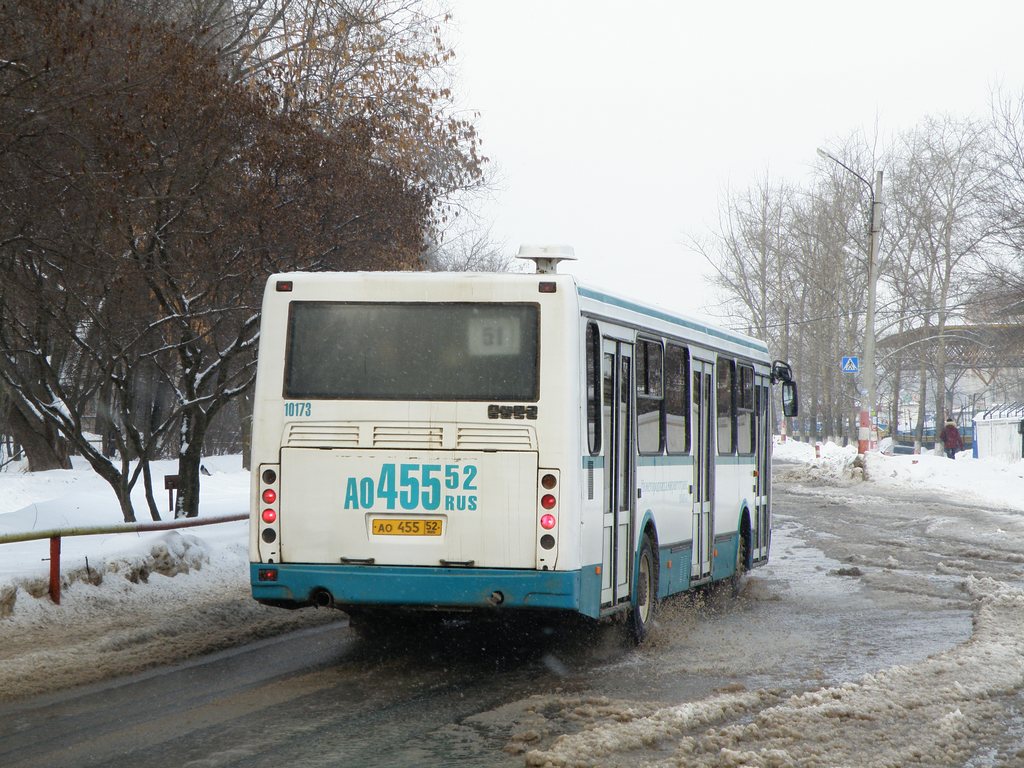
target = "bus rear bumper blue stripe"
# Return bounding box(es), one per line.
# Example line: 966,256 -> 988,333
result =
251,563 -> 602,617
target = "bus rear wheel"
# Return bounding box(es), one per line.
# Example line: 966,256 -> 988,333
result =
628,534 -> 658,643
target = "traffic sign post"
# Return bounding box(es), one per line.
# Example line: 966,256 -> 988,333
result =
841,356 -> 870,453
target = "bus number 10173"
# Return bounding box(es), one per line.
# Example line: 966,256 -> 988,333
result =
284,401 -> 312,417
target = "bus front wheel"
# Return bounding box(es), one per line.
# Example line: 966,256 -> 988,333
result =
628,534 -> 658,643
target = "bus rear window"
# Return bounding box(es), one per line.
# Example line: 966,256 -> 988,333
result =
284,302 -> 540,401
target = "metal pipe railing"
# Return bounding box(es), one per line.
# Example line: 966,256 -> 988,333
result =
0,513 -> 248,604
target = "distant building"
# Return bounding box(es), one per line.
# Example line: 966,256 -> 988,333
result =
973,404 -> 1024,463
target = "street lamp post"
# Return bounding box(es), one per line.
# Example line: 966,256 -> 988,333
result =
817,148 -> 883,456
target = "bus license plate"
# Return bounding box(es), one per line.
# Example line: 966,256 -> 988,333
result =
371,518 -> 443,536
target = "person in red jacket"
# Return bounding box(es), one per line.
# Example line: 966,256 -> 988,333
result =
940,419 -> 963,459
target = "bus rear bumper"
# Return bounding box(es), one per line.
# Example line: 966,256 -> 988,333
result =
251,563 -> 602,618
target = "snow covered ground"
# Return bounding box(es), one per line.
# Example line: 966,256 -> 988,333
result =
0,454 -> 254,609
774,436 -> 1024,512
0,455 -> 334,700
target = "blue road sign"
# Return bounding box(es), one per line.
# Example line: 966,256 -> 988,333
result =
841,356 -> 860,373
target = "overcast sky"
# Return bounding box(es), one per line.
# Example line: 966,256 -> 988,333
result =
447,0 -> 1024,322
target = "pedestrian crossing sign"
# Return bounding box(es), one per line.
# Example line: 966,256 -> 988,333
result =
841,356 -> 859,373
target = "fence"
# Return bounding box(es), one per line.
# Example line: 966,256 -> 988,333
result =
973,404 -> 1024,462
0,514 -> 247,605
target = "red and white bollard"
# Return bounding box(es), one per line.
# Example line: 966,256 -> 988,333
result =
815,442 -> 821,459
857,409 -> 870,455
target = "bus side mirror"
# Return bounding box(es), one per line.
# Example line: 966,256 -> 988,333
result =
782,381 -> 799,418
771,360 -> 793,384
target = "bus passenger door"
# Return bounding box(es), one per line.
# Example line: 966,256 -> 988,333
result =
691,359 -> 714,582
752,375 -> 772,562
601,338 -> 634,607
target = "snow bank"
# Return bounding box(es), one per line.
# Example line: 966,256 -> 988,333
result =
0,455 -> 337,699
774,438 -> 1024,514
0,455 -> 250,615
773,438 -> 862,483
0,455 -> 247,591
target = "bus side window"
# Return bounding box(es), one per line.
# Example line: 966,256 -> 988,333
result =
586,322 -> 601,455
717,359 -> 735,455
636,339 -> 664,454
665,344 -> 690,454
736,364 -> 755,455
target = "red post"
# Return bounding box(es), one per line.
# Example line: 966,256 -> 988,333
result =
858,409 -> 870,455
49,536 -> 61,605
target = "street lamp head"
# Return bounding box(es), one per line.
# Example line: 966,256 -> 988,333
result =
816,147 -> 872,193
816,147 -> 839,164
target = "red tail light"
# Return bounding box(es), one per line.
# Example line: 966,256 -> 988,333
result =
541,494 -> 556,510
262,488 -> 277,504
262,508 -> 277,524
540,513 -> 556,530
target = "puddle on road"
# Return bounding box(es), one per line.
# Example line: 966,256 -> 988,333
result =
553,518 -> 971,706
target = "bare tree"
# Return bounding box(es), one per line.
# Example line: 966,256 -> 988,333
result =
972,89 -> 1024,337
423,226 -> 516,272
890,116 -> 994,432
986,89 -> 1024,255
698,174 -> 794,344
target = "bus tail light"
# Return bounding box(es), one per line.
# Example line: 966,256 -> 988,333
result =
258,464 -> 281,562
536,468 -> 561,569
537,469 -> 560,524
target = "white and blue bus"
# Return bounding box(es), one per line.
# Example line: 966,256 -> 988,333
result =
249,247 -> 797,640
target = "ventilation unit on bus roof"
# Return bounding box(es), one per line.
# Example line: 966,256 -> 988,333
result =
516,244 -> 576,274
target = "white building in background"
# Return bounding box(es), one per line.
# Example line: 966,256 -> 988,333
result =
973,404 -> 1024,463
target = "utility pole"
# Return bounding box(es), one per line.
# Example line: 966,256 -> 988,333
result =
817,148 -> 883,455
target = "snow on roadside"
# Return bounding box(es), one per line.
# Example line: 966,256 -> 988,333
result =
0,455 -> 335,699
0,455 -> 248,601
775,437 -> 1024,514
